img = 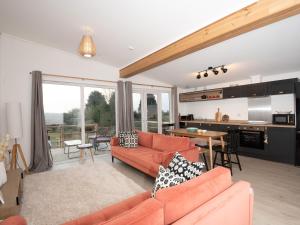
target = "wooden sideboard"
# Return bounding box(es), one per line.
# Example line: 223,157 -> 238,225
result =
0,169 -> 23,219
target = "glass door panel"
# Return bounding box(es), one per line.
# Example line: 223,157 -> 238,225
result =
43,83 -> 81,149
133,93 -> 142,131
84,87 -> 116,143
161,93 -> 170,123
147,93 -> 158,133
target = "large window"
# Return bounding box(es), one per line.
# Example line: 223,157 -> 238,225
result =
43,83 -> 116,150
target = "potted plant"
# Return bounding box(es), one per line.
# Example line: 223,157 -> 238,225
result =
0,134 -> 10,187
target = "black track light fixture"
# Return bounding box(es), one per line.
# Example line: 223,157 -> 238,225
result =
221,65 -> 228,73
213,68 -> 219,75
196,65 -> 228,80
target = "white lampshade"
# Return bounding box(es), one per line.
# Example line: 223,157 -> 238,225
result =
6,102 -> 23,139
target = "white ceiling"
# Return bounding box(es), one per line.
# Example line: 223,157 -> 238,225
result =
0,0 -> 255,68
145,14 -> 300,88
1,0 -> 299,88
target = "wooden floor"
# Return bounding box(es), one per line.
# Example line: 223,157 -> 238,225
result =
53,153 -> 300,225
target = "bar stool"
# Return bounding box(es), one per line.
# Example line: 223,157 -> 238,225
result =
213,130 -> 242,175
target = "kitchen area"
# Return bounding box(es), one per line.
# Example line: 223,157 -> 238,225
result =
179,78 -> 300,166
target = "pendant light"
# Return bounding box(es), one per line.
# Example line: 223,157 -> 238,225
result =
79,35 -> 96,58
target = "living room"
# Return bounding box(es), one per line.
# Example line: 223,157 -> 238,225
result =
0,1 -> 300,225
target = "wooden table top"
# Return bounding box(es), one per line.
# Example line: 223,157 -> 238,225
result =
170,128 -> 227,138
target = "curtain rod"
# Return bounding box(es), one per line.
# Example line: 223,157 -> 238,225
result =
29,72 -> 172,89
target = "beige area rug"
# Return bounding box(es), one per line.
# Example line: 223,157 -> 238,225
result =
21,161 -> 147,225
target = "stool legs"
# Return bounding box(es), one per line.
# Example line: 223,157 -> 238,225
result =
89,148 -> 94,162
201,153 -> 209,171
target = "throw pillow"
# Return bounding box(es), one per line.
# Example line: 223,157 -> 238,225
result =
124,131 -> 138,148
168,152 -> 205,181
118,131 -> 127,147
151,166 -> 185,198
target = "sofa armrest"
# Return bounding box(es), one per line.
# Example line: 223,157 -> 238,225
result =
110,137 -> 119,146
0,216 -> 27,225
102,198 -> 164,225
61,192 -> 151,225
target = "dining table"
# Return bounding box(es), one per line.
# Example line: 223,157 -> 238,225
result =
169,128 -> 227,169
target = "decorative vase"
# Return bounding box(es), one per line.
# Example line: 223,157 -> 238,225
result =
0,161 -> 7,188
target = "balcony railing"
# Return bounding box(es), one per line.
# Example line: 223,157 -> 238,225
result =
47,124 -> 100,148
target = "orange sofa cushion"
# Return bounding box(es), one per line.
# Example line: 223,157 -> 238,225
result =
62,192 -> 156,225
152,134 -> 191,152
155,167 -> 232,225
112,146 -> 160,176
0,216 -> 27,225
173,181 -> 253,225
137,131 -> 153,148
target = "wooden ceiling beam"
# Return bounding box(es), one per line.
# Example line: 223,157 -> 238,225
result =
120,0 -> 300,78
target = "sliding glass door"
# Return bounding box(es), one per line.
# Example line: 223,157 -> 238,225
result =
43,83 -> 81,149
43,82 -> 116,162
133,90 -> 171,133
84,87 -> 116,141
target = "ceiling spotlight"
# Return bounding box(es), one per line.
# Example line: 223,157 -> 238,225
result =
213,68 -> 219,75
196,72 -> 201,79
203,71 -> 208,77
221,66 -> 228,73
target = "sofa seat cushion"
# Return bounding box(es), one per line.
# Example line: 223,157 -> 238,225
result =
137,131 -> 153,148
155,167 -> 232,225
112,146 -> 160,175
152,134 -> 191,152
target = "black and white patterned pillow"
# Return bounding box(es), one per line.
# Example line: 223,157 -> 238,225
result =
118,131 -> 127,147
124,131 -> 138,148
168,152 -> 205,181
151,166 -> 185,198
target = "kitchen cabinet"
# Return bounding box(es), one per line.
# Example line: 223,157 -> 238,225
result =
223,86 -> 242,99
265,127 -> 296,164
245,83 -> 268,97
268,78 -> 296,95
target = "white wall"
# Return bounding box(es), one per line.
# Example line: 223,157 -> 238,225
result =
178,72 -> 299,120
0,33 -> 171,165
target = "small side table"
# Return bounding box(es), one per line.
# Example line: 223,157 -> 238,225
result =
64,140 -> 82,158
77,144 -> 94,162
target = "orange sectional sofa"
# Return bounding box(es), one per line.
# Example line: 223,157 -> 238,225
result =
1,167 -> 254,225
60,167 -> 253,225
111,131 -> 199,177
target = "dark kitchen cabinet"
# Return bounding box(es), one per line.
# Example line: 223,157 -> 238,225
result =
223,86 -> 243,99
268,79 -> 296,95
245,83 -> 268,97
265,127 -> 296,164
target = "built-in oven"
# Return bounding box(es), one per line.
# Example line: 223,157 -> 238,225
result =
239,126 -> 265,150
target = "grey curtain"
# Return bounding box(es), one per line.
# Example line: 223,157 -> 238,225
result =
117,81 -> 126,132
124,81 -> 134,131
30,71 -> 53,172
171,86 -> 179,128
117,81 -> 134,132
